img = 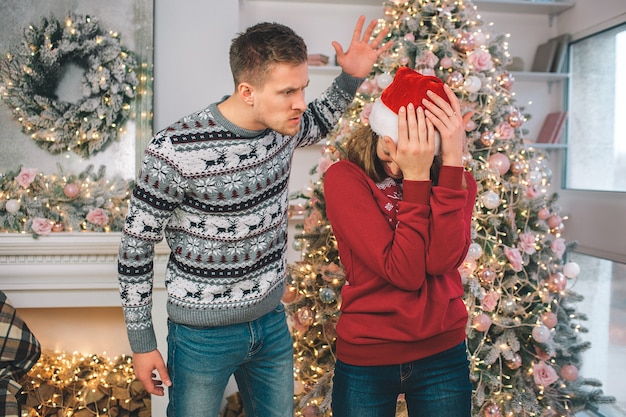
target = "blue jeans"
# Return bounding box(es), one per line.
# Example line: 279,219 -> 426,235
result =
166,303 -> 293,417
331,341 -> 472,417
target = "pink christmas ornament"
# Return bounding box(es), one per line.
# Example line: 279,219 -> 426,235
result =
532,324 -> 551,343
303,405 -> 319,417
64,183 -> 80,198
480,190 -> 500,209
497,71 -> 514,90
473,313 -> 492,332
546,272 -> 567,292
560,364 -> 579,381
466,242 -> 483,260
510,160 -> 525,175
488,153 -> 511,175
547,214 -> 562,229
542,311 -> 558,328
482,402 -> 502,417
480,131 -> 496,146
51,223 -> 65,233
297,306 -> 315,327
480,268 -> 496,283
507,109 -> 524,128
454,32 -> 476,53
538,207 -> 551,220
465,119 -> 476,132
462,151 -> 474,165
282,285 -> 298,303
446,71 -> 464,88
506,353 -> 522,370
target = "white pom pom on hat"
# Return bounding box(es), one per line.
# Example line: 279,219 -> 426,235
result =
368,66 -> 451,154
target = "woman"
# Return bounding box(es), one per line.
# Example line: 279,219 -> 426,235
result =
325,67 -> 477,417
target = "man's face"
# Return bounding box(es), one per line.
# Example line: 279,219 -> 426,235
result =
251,62 -> 309,136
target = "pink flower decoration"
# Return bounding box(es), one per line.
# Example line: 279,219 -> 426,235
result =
357,79 -> 377,95
86,208 -> 109,226
303,209 -> 322,233
468,49 -> 494,72
504,246 -> 524,272
481,290 -> 500,312
317,156 -> 333,175
31,217 -> 52,236
416,50 -> 439,68
16,167 -> 38,188
496,122 -> 514,140
321,262 -> 342,282
532,361 -> 559,386
518,232 -> 537,255
360,102 -> 374,124
526,186 -> 541,199
416,66 -> 436,76
551,238 -> 566,259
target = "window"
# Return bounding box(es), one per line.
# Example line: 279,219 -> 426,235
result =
565,23 -> 626,192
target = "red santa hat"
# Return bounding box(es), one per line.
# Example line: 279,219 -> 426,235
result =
368,66 -> 451,154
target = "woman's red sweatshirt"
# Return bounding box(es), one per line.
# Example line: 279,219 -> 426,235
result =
324,161 -> 477,366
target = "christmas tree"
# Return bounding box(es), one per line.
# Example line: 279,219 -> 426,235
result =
284,1 -> 615,416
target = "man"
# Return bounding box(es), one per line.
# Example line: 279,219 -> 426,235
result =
118,16 -> 389,417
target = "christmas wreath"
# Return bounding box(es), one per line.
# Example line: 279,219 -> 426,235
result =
0,13 -> 139,158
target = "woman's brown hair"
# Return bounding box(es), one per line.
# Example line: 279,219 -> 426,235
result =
341,124 -> 442,184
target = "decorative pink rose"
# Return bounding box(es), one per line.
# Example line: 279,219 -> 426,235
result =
518,232 -> 537,255
86,208 -> 109,226
317,156 -> 333,175
481,290 -> 500,312
359,102 -> 374,123
526,186 -> 541,199
496,121 -> 514,140
16,167 -> 38,188
303,209 -> 322,233
416,50 -> 439,68
31,217 -> 52,236
534,346 -> 552,361
416,66 -> 436,76
321,262 -> 342,282
458,259 -> 477,279
504,246 -> 524,272
468,49 -> 494,72
532,361 -> 559,386
551,238 -> 566,259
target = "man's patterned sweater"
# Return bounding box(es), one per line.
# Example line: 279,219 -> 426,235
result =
118,72 -> 362,353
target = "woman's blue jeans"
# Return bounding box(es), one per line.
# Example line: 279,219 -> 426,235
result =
166,303 -> 293,417
331,341 -> 472,417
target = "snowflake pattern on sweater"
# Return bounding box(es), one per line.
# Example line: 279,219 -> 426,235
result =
118,73 -> 361,353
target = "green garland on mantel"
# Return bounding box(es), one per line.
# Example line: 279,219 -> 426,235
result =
0,12 -> 139,158
0,164 -> 133,238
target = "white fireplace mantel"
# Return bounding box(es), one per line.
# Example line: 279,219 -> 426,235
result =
0,233 -> 170,309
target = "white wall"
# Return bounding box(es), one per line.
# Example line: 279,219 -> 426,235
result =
153,0 -> 238,131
